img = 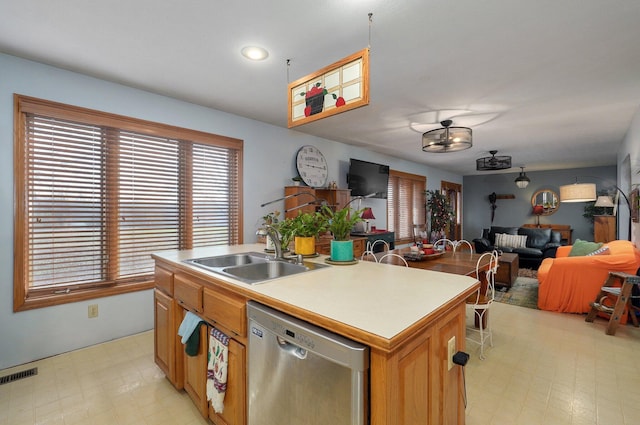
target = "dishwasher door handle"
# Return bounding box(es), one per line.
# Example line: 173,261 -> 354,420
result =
276,336 -> 308,359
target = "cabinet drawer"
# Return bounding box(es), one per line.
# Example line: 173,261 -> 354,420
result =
155,265 -> 174,296
203,287 -> 247,337
174,274 -> 203,312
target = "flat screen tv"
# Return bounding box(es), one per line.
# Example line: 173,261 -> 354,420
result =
347,158 -> 389,199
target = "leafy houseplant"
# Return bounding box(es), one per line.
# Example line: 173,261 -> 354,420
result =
322,205 -> 364,262
260,211 -> 280,249
291,211 -> 328,255
292,176 -> 303,186
322,205 -> 364,241
426,190 -> 454,243
273,216 -> 296,253
291,211 -> 328,237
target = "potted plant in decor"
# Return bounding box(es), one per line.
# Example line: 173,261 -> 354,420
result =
426,190 -> 454,244
292,176 -> 303,186
291,211 -> 328,255
260,210 -> 280,250
322,205 -> 364,262
273,216 -> 296,254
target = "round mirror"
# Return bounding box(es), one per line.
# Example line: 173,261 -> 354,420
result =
531,189 -> 560,215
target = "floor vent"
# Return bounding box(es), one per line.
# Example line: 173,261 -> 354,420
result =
0,367 -> 38,385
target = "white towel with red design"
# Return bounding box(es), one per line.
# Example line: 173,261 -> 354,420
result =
207,327 -> 229,413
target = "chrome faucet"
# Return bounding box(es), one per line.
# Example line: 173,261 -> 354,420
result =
256,225 -> 284,260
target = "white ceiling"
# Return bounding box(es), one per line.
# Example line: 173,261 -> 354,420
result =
2,0 -> 640,176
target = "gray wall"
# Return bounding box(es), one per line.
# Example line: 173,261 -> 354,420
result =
0,52 -> 461,369
463,166 -> 617,242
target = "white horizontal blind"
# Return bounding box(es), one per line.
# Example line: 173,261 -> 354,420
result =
192,143 -> 241,247
23,112 -> 241,291
116,131 -> 181,278
27,116 -> 106,287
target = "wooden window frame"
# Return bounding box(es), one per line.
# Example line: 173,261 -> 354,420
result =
387,170 -> 426,246
13,94 -> 243,311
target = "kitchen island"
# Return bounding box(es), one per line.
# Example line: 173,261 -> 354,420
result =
153,244 -> 479,425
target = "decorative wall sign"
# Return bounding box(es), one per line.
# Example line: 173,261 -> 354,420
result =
631,188 -> 639,223
288,48 -> 370,128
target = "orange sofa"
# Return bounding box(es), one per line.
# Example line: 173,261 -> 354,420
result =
537,240 -> 640,313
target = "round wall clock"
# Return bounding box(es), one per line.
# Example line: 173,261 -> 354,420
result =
295,145 -> 328,188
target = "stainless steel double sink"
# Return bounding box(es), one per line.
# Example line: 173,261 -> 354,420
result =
183,252 -> 329,284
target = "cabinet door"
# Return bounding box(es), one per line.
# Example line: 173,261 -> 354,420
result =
183,318 -> 209,417
154,289 -> 182,389
210,339 -> 246,425
594,215 -> 616,243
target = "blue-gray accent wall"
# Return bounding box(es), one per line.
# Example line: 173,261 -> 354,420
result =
463,165 -> 617,242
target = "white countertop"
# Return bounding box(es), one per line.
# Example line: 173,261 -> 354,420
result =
153,244 -> 478,341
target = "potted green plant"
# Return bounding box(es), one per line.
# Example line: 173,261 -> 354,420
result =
260,211 -> 280,250
322,205 -> 364,261
291,211 -> 328,255
426,190 -> 454,244
292,176 -> 303,186
273,216 -> 296,254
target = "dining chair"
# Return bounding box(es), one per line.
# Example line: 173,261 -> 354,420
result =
454,239 -> 474,253
360,239 -> 390,262
378,253 -> 408,267
434,238 -> 455,251
466,250 -> 499,359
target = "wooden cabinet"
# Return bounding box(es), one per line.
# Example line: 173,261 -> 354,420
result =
154,265 -> 247,425
284,186 -> 317,218
316,236 -> 366,258
154,288 -> 183,389
284,186 -> 351,218
316,188 -> 351,211
183,315 -> 209,417
594,215 -> 616,243
210,339 -> 246,425
354,231 -> 395,252
369,302 -> 466,425
174,273 -> 204,313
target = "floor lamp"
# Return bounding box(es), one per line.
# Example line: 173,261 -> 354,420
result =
559,179 -> 632,241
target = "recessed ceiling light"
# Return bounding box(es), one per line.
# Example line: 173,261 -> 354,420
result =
241,46 -> 269,61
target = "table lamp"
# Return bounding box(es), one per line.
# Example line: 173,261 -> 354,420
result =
594,195 -> 615,215
361,208 -> 375,233
532,205 -> 544,227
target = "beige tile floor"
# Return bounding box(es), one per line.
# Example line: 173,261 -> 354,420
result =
0,302 -> 638,425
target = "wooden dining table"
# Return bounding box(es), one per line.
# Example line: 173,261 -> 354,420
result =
376,247 -> 492,279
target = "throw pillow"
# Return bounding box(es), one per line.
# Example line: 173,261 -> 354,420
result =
495,233 -> 527,248
586,245 -> 610,256
568,239 -> 603,257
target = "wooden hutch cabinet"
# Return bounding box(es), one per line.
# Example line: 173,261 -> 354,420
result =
594,215 -> 616,243
283,186 -> 351,218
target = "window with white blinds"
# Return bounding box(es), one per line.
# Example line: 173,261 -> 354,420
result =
387,170 -> 426,245
14,95 -> 243,311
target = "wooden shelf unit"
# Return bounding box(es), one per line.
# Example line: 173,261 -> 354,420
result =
283,186 -> 351,218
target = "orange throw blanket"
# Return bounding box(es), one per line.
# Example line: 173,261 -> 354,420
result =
537,240 -> 640,314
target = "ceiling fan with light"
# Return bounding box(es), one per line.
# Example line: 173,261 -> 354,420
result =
476,150 -> 512,171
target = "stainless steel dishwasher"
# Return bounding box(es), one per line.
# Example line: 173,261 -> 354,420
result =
247,301 -> 369,425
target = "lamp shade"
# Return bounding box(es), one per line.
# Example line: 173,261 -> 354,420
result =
594,195 -> 615,208
532,205 -> 545,215
422,120 -> 472,153
559,183 -> 597,202
360,207 -> 375,220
